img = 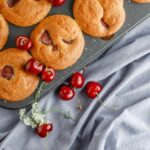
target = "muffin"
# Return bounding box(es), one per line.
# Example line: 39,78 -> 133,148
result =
30,15 -> 85,70
73,0 -> 125,38
0,0 -> 52,27
0,48 -> 39,101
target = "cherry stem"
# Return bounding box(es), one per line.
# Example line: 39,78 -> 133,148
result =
97,95 -> 119,111
77,98 -> 83,110
74,88 -> 83,110
82,66 -> 86,75
45,134 -> 49,150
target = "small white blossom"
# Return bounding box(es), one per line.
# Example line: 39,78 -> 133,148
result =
19,102 -> 49,128
23,116 -> 32,126
32,102 -> 40,113
19,109 -> 26,119
32,112 -> 45,124
21,115 -> 37,128
31,102 -> 46,124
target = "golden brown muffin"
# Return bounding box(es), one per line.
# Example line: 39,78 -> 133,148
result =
0,0 -> 52,27
0,13 -> 9,50
73,0 -> 126,38
132,0 -> 150,3
31,15 -> 85,70
0,48 -> 39,102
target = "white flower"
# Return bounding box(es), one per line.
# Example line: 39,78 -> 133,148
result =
32,112 -> 45,124
31,102 -> 46,124
20,108 -> 38,128
23,116 -> 32,126
19,102 -> 49,128
32,102 -> 40,113
23,116 -> 37,128
19,109 -> 26,120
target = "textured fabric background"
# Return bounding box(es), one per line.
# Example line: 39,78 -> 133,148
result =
0,17 -> 150,150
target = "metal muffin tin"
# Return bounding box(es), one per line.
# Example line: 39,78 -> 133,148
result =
1,0 -> 150,109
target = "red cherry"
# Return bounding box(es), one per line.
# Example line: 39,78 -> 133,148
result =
35,123 -> 53,138
49,0 -> 65,6
86,81 -> 103,99
70,72 -> 84,89
59,85 -> 75,101
41,67 -> 55,83
25,58 -> 44,75
16,36 -> 32,51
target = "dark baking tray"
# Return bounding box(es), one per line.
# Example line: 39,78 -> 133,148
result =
1,0 -> 150,109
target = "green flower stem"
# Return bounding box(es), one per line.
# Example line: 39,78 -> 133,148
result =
45,108 -> 76,121
34,81 -> 46,102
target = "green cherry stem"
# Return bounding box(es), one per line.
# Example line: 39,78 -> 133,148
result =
73,88 -> 83,110
82,66 -> 87,75
77,98 -> 83,110
45,134 -> 49,150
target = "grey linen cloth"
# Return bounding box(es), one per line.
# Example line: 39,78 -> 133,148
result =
1,17 -> 150,150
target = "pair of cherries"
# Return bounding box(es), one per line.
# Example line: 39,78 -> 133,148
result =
26,59 -> 55,83
59,72 -> 103,100
16,36 -> 55,83
35,123 -> 53,138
